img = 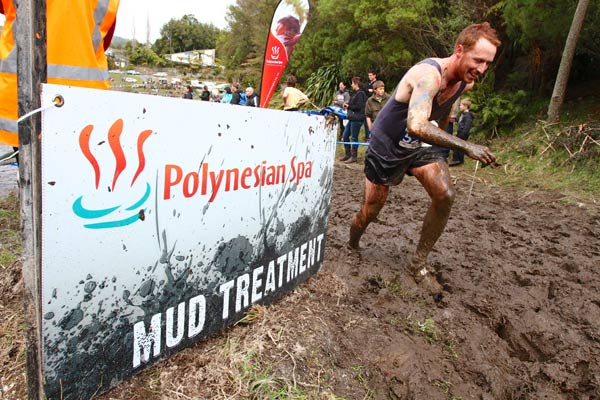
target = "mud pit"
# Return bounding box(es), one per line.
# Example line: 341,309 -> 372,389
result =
2,158 -> 599,399
318,162 -> 600,399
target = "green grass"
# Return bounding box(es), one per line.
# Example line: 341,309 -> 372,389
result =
472,101 -> 600,208
352,365 -> 375,400
0,192 -> 20,268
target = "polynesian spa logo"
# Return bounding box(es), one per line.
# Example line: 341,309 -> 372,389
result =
72,119 -> 153,229
270,45 -> 281,60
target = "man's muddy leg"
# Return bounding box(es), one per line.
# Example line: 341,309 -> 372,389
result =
409,162 -> 455,266
349,178 -> 389,249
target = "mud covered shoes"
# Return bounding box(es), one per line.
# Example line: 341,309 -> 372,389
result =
411,264 -> 443,295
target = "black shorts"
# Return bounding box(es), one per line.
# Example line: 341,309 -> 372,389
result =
364,145 -> 447,186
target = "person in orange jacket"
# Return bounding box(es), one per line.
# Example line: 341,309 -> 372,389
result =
0,0 -> 120,149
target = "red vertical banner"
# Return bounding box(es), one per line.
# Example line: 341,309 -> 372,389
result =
259,0 -> 310,108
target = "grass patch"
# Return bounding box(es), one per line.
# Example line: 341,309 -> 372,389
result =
351,365 -> 375,400
456,95 -> 599,210
476,118 -> 599,208
402,316 -> 459,360
0,191 -> 20,271
0,249 -> 17,267
433,379 -> 464,400
0,192 -> 26,399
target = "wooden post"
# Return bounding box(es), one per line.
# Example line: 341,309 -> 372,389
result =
15,0 -> 46,398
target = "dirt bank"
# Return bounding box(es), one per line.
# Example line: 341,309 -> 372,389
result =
319,161 -> 599,399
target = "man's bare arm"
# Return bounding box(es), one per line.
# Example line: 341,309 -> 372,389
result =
407,73 -> 463,148
406,74 -> 495,165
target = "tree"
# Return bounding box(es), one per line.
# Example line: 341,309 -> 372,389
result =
547,0 -> 590,122
152,15 -> 220,55
218,0 -> 280,86
128,45 -> 163,67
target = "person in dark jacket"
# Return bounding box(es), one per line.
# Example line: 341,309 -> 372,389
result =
245,87 -> 260,107
182,85 -> 193,99
449,99 -> 474,166
340,76 -> 368,163
200,85 -> 211,101
231,83 -> 245,105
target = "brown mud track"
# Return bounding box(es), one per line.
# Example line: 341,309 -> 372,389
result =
318,162 -> 600,399
2,159 -> 600,399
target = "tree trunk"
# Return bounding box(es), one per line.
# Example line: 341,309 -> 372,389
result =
547,0 -> 590,122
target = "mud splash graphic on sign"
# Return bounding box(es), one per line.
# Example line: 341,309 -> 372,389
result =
42,169 -> 334,400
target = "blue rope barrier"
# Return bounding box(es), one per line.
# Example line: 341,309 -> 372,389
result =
336,141 -> 370,146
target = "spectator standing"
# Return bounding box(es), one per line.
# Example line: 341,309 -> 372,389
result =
449,99 -> 474,166
363,70 -> 379,141
442,98 -> 461,158
231,83 -> 246,105
245,87 -> 260,107
340,76 -> 368,164
365,80 -> 390,133
446,98 -> 460,134
182,85 -> 194,99
222,87 -> 233,104
283,75 -> 309,111
333,81 -> 350,141
200,85 -> 211,101
333,81 -> 350,108
366,70 -> 378,96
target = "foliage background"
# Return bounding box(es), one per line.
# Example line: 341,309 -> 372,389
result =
115,0 -> 599,134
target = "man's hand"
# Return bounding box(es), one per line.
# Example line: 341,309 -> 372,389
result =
465,143 -> 496,166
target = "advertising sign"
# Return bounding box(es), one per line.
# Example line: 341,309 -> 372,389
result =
259,0 -> 310,108
40,84 -> 336,399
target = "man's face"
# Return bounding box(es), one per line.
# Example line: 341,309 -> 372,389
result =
374,86 -> 385,97
368,72 -> 376,82
457,38 -> 497,83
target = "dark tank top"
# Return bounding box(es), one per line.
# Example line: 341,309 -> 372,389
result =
368,59 -> 467,162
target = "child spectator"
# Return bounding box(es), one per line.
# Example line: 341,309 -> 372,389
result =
449,99 -> 475,166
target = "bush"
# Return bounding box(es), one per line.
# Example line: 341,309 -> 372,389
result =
304,64 -> 344,108
468,68 -> 528,137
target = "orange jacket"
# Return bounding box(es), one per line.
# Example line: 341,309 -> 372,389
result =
0,0 -> 119,147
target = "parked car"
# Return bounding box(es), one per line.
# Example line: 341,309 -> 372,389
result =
153,72 -> 168,77
122,77 -> 138,83
126,70 -> 140,75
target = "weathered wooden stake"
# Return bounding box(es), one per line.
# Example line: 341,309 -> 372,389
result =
15,0 -> 46,398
